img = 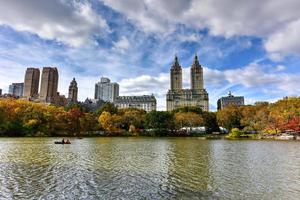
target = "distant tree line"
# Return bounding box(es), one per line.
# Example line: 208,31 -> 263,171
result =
217,97 -> 300,134
0,97 -> 299,137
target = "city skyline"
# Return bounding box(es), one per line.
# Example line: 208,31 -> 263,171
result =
0,0 -> 300,110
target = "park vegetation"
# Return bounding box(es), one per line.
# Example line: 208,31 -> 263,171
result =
218,97 -> 300,138
0,97 -> 299,137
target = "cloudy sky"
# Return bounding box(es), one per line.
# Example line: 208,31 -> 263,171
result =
0,0 -> 300,110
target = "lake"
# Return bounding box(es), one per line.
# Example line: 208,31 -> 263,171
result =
0,137 -> 299,199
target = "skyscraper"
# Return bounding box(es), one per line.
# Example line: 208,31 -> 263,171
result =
68,78 -> 78,103
0,88 -> 2,96
166,55 -> 209,111
39,67 -> 58,103
95,77 -> 119,102
23,68 -> 40,99
8,83 -> 24,97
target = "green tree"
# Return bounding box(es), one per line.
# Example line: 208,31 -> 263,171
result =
144,111 -> 175,134
172,106 -> 203,115
202,111 -> 219,133
96,103 -> 118,115
80,113 -> 99,132
228,128 -> 242,138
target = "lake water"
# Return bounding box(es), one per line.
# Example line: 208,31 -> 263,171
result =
0,137 -> 299,199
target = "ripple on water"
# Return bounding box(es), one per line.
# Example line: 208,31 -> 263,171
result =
0,138 -> 299,199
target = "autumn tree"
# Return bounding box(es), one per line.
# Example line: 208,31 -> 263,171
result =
98,111 -> 122,133
66,108 -> 84,135
175,112 -> 203,130
1,97 -> 300,137
217,106 -> 242,130
118,108 -> 145,131
267,97 -> 300,133
240,105 -> 269,132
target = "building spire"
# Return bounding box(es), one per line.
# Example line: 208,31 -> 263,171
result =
172,54 -> 181,69
192,54 -> 200,67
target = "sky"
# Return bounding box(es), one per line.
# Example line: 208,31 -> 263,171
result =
0,0 -> 300,110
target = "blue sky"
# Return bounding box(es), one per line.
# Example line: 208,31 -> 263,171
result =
0,0 -> 300,110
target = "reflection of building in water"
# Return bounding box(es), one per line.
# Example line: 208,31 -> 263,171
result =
217,92 -> 244,110
95,137 -> 173,198
166,55 -> 209,111
165,139 -> 212,194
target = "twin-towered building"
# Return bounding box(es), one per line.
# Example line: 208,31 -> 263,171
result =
166,55 -> 209,111
23,67 -> 58,101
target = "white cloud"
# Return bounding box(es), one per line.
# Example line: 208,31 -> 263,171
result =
176,33 -> 203,42
101,0 -> 194,35
268,53 -> 284,62
275,65 -> 286,71
119,74 -> 169,110
104,0 -> 300,37
0,0 -> 107,46
265,19 -> 300,57
224,64 -> 279,87
112,36 -> 130,53
206,63 -> 300,96
102,0 -> 300,57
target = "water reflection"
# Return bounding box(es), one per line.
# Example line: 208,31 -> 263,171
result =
210,140 -> 300,199
0,138 -> 299,199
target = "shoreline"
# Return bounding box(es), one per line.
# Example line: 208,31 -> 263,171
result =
1,133 -> 299,141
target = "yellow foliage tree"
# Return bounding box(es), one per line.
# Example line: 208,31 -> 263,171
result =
98,111 -> 121,132
175,112 -> 203,130
99,111 -> 112,131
